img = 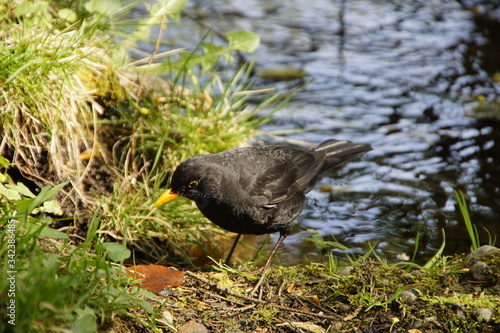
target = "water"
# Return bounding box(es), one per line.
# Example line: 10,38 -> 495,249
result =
142,0 -> 500,264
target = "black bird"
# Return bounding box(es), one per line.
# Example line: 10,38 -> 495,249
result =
154,139 -> 372,285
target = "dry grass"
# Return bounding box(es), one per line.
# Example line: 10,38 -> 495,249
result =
0,1 -> 278,264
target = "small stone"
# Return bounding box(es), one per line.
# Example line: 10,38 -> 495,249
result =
338,266 -> 353,276
468,245 -> 499,259
162,310 -> 174,325
399,291 -> 417,304
178,320 -> 209,333
473,308 -> 492,322
410,270 -> 423,277
396,253 -> 410,261
470,262 -> 489,281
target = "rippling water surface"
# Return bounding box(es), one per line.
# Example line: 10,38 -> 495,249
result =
140,0 -> 500,264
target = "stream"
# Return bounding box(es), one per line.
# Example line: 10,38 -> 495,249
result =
140,0 -> 500,264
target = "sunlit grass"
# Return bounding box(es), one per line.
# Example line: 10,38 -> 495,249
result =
0,179 -> 155,332
0,0 -> 281,330
455,189 -> 480,250
454,189 -> 496,250
0,0 -> 284,265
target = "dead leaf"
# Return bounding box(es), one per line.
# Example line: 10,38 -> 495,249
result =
287,282 -> 297,292
310,295 -> 321,306
126,264 -> 184,293
79,148 -> 98,160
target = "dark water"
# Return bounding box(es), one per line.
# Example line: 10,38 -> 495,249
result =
144,0 -> 500,264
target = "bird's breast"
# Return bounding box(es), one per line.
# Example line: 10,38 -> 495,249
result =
196,195 -> 304,236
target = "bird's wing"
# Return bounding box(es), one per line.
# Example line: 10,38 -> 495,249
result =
246,146 -> 326,206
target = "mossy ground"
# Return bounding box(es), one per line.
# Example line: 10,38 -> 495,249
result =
1,1 -> 499,332
132,251 -> 498,333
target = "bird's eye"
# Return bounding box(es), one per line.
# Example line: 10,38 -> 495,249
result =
188,180 -> 199,188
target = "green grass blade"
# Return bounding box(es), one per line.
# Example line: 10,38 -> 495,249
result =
454,189 -> 479,250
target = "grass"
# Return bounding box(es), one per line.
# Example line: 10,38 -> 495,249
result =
182,251 -> 499,332
0,0 -> 286,330
455,189 -> 496,250
1,1 -> 498,332
100,63 -> 283,263
0,0 -> 283,261
455,189 -> 480,250
0,179 -> 154,332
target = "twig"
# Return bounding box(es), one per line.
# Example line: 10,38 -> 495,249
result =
184,271 -> 340,321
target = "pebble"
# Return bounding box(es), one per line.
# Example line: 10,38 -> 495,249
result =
178,320 -> 209,333
338,266 -> 354,276
338,266 -> 353,276
399,291 -> 417,304
470,262 -> 489,281
473,308 -> 492,322
468,245 -> 499,259
162,310 -> 174,325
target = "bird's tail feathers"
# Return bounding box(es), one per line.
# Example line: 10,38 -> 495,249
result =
315,139 -> 372,171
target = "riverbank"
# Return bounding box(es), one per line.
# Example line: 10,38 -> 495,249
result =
1,1 -> 499,332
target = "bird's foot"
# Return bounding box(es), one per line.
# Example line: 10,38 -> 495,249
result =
248,271 -> 267,298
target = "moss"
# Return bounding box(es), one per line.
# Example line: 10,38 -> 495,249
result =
251,305 -> 281,324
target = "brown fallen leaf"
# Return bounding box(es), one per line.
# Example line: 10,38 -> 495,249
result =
126,264 -> 184,293
79,148 -> 99,160
310,295 -> 321,306
287,281 -> 297,293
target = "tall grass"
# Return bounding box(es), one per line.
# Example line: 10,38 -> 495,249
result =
454,189 -> 480,250
0,0 -> 284,330
0,0 -> 284,263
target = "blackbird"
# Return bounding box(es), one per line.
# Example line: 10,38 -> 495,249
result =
154,139 -> 372,281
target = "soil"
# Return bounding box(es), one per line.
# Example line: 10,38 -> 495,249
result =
2,80 -> 498,331
121,250 -> 500,332
3,124 -> 499,332
5,142 -> 500,332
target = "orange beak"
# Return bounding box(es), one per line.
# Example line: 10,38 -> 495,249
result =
154,188 -> 180,207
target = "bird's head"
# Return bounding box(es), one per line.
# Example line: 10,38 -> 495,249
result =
154,155 -> 217,208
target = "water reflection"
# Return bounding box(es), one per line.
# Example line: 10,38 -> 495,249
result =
153,0 -> 500,263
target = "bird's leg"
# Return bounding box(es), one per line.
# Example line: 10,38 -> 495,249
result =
224,233 -> 242,266
250,233 -> 287,296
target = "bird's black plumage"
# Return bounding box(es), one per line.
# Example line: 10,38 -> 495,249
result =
154,139 -> 372,280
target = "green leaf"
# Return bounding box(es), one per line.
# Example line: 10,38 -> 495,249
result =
58,8 -> 78,23
0,156 -> 11,167
122,0 -> 188,47
200,42 -> 229,70
73,307 -> 97,333
41,200 -> 63,215
26,181 -> 68,215
6,182 -> 35,198
423,229 -> 446,270
176,52 -> 203,71
102,242 -> 131,262
14,1 -> 35,17
0,183 -> 22,201
301,238 -> 349,251
454,189 -> 479,250
40,227 -> 69,239
227,31 -> 260,52
84,0 -> 121,14
301,229 -> 349,253
162,0 -> 189,19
